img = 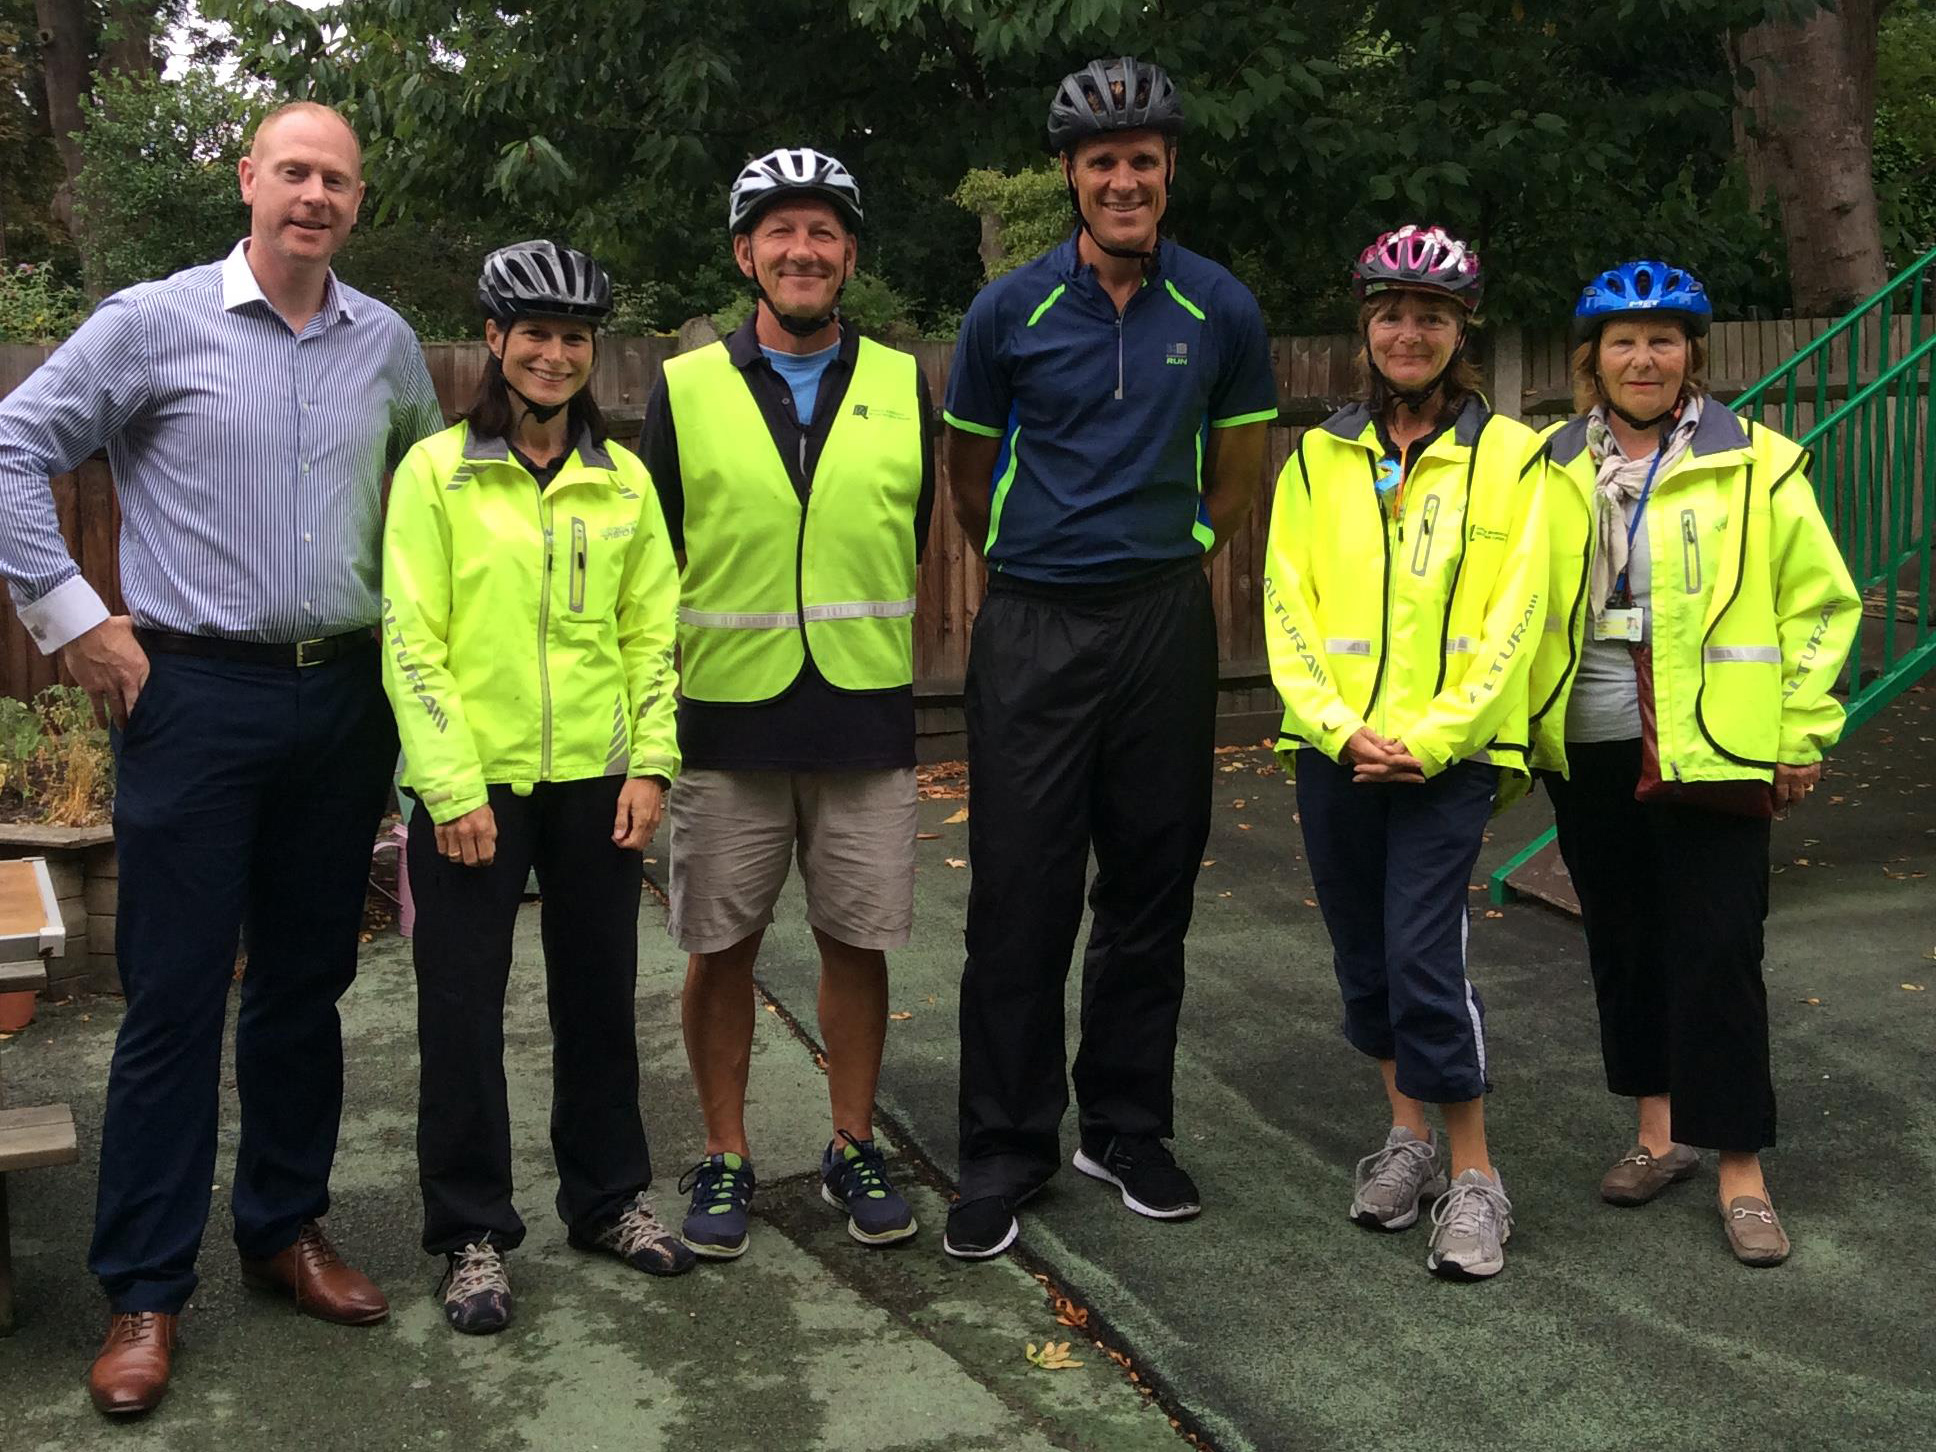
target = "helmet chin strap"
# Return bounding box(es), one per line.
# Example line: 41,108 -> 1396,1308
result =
751,273 -> 845,338
1370,325 -> 1466,415
1599,373 -> 1682,431
491,340 -> 584,426
1064,155 -> 1173,265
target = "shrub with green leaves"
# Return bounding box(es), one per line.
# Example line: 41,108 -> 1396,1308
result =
0,263 -> 90,343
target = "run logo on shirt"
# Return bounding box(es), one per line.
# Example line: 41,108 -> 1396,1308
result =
1165,342 -> 1190,366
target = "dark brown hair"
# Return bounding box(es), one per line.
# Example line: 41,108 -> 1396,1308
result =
1570,323 -> 1709,415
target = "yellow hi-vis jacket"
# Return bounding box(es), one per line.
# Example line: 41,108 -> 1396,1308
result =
380,421 -> 681,824
1264,396 -> 1547,779
662,336 -> 923,704
1527,402 -> 1860,779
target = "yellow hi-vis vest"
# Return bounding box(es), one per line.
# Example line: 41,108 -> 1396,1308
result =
663,337 -> 923,704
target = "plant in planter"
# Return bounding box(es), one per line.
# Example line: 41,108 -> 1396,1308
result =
0,687 -> 114,828
0,689 -> 116,1022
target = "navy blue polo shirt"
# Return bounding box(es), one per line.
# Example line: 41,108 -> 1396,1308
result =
943,234 -> 1277,585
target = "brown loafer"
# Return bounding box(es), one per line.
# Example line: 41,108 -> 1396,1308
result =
1600,1142 -> 1701,1206
88,1310 -> 180,1417
1722,1196 -> 1791,1267
239,1220 -> 389,1325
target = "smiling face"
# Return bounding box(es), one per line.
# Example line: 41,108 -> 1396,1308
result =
237,106 -> 365,272
1366,289 -> 1463,392
1596,317 -> 1689,418
1065,128 -> 1171,255
734,199 -> 856,322
487,316 -> 595,409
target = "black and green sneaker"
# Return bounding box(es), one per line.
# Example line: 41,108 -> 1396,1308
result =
678,1152 -> 756,1259
820,1132 -> 917,1246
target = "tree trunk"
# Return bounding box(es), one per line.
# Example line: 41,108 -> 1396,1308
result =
1734,1 -> 1890,314
101,3 -> 162,81
32,0 -> 89,241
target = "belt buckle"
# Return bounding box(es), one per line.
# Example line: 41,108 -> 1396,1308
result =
294,637 -> 329,669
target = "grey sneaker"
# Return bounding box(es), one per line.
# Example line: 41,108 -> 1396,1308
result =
1350,1126 -> 1448,1231
1426,1168 -> 1514,1280
569,1191 -> 696,1277
1600,1143 -> 1700,1206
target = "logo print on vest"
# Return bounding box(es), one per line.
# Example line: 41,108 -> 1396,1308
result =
851,402 -> 911,421
1165,342 -> 1190,366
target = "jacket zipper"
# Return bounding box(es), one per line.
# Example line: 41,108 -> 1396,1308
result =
1361,453 -> 1395,731
533,481 -> 554,776
1115,311 -> 1125,400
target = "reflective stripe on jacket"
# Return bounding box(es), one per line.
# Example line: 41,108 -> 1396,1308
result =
1527,402 -> 1860,779
665,337 -> 923,703
1263,395 -> 1547,779
380,421 -> 681,824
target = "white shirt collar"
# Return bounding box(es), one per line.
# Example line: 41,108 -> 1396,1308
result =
220,239 -> 354,322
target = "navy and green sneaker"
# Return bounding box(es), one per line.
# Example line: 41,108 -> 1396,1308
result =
678,1152 -> 756,1259
820,1132 -> 917,1246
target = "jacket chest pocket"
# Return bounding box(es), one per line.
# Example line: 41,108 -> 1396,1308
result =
1407,492 -> 1467,581
563,513 -> 632,621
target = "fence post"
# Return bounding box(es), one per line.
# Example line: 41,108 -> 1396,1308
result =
1490,326 -> 1525,420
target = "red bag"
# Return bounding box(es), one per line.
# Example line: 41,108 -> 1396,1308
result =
1630,644 -> 1775,818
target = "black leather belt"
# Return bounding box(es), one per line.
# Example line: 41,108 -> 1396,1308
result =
135,627 -> 375,668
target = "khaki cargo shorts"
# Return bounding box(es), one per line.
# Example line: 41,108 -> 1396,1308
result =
667,767 -> 918,954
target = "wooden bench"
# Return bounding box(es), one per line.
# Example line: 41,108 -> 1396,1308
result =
0,858 -> 80,1335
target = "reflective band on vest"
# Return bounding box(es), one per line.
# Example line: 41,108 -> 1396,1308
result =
1325,637 -> 1374,657
665,338 -> 923,703
1703,644 -> 1782,663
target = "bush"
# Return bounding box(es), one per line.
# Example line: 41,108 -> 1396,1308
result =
952,163 -> 1070,281
74,72 -> 259,296
0,263 -> 91,343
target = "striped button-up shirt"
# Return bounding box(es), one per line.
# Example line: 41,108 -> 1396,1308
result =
0,241 -> 445,651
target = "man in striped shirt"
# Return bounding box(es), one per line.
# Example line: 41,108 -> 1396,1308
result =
0,102 -> 444,1415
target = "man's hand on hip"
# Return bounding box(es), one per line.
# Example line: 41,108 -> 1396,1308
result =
62,616 -> 149,729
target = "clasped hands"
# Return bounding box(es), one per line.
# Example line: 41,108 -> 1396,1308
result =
1342,728 -> 1426,785
433,778 -> 665,867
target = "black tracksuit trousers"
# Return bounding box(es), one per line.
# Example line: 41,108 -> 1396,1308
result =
1541,739 -> 1777,1152
409,775 -> 657,1255
957,562 -> 1217,1201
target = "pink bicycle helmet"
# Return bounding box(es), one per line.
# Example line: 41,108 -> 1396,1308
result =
1352,225 -> 1483,308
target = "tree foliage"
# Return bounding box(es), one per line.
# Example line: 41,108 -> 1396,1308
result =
4,0 -> 1898,338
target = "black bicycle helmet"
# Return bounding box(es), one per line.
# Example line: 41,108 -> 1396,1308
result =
729,147 -> 864,234
477,239 -> 612,325
1047,56 -> 1184,153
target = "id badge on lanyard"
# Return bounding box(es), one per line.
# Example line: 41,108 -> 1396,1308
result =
1595,447 -> 1666,644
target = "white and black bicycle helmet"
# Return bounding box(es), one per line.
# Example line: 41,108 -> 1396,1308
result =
477,239 -> 612,324
728,147 -> 863,234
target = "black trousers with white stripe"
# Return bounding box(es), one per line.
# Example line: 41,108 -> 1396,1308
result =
1542,738 -> 1776,1151
1295,750 -> 1498,1104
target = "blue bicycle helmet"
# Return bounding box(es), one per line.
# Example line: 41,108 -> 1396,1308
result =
1572,260 -> 1712,344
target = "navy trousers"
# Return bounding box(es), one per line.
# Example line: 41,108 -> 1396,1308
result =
1294,750 -> 1497,1104
91,645 -> 395,1313
958,564 -> 1217,1200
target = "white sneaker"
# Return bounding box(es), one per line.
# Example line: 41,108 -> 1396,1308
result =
1350,1126 -> 1448,1231
1426,1167 -> 1514,1280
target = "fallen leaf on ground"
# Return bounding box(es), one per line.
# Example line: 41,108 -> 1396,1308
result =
1798,997 -> 1822,1006
1483,909 -> 1504,919
889,1010 -> 913,1022
1905,982 -> 1928,991
916,832 -> 940,840
1303,897 -> 1317,907
1026,1340 -> 1084,1370
1238,823 -> 1252,831
944,858 -> 966,869
942,807 -> 969,825
1201,859 -> 1216,868
1231,799 -> 1246,808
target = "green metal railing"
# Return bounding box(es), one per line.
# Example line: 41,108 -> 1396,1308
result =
1491,243 -> 1936,904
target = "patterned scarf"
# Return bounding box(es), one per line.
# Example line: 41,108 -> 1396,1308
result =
1585,394 -> 1702,623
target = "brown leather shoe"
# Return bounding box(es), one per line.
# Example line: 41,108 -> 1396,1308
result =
1600,1142 -> 1701,1206
88,1311 -> 180,1417
239,1221 -> 389,1325
1722,1196 -> 1792,1267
